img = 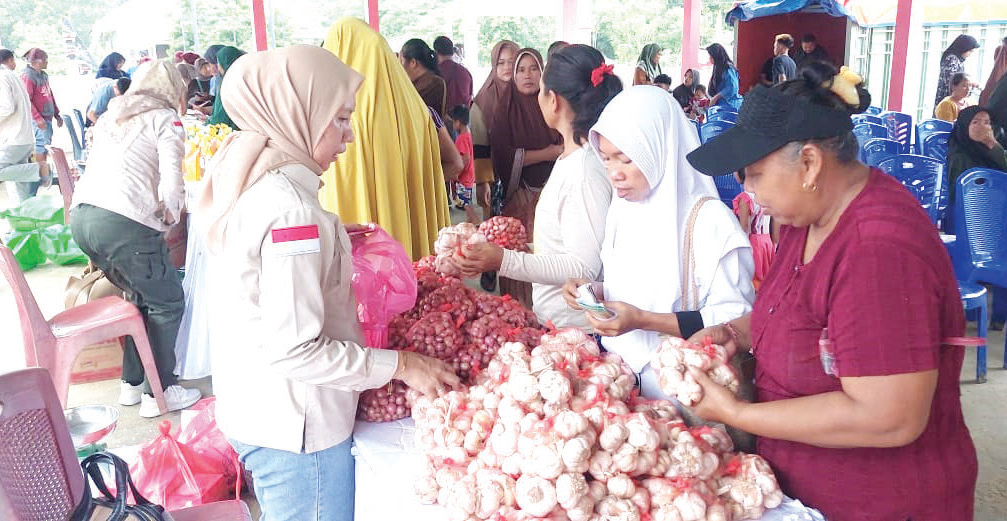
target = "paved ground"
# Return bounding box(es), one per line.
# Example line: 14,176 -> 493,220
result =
1,182 -> 1004,518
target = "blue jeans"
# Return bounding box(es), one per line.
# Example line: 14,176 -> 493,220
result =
230,437 -> 355,521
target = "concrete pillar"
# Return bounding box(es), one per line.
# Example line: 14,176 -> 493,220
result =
251,0 -> 268,51
887,0 -> 922,112
368,0 -> 380,33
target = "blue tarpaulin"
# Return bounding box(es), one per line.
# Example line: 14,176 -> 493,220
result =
725,0 -> 855,26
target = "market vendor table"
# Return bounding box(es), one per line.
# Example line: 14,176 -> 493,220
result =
351,420 -> 826,521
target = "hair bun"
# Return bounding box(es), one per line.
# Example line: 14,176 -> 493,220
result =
796,61 -> 870,115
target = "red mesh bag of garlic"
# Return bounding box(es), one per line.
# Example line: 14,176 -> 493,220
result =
650,336 -> 741,407
411,328 -> 784,521
478,216 -> 529,251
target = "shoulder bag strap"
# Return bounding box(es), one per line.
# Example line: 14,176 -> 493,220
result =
681,196 -> 717,311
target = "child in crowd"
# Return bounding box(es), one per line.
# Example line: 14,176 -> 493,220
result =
732,170 -> 776,290
653,74 -> 672,91
691,84 -> 710,123
449,105 -> 480,223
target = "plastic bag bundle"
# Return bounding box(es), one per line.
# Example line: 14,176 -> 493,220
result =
350,225 -> 418,348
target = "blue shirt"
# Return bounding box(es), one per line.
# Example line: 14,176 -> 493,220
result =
714,68 -> 743,111
86,83 -> 116,126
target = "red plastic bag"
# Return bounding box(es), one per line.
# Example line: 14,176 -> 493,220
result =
129,413 -> 240,510
349,224 -> 417,348
176,398 -> 242,495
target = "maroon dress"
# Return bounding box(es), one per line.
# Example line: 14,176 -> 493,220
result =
750,170 -> 977,520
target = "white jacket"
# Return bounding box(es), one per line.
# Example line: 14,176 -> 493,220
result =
0,67 -> 34,148
71,107 -> 185,232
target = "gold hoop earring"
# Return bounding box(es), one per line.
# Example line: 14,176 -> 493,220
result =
802,182 -> 818,192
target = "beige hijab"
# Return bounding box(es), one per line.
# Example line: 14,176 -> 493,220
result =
195,45 -> 363,252
95,60 -> 185,142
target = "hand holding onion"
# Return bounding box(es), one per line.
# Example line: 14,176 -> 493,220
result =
453,241 -> 505,275
395,351 -> 461,397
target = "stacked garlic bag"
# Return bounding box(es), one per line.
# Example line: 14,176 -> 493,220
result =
412,329 -> 783,521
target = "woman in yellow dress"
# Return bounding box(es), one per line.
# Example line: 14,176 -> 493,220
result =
321,17 -> 450,259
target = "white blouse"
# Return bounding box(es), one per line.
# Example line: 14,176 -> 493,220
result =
499,145 -> 612,330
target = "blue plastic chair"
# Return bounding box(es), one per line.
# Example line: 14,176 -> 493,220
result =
851,114 -> 883,127
950,168 -> 1007,373
713,174 -> 744,207
958,282 -> 989,382
865,106 -> 883,115
700,121 -> 734,145
880,111 -> 913,153
72,109 -> 86,146
60,115 -> 85,164
921,131 -> 950,163
707,111 -> 738,124
860,138 -> 901,167
706,105 -> 728,118
853,123 -> 889,149
876,154 -> 945,225
915,118 -> 953,154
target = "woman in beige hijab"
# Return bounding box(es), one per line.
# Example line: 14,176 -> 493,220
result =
70,60 -> 201,419
193,45 -> 457,521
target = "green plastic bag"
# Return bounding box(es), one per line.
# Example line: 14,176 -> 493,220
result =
38,224 -> 88,265
5,230 -> 47,271
0,195 -> 64,231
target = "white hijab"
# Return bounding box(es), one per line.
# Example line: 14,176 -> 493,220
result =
589,85 -> 747,371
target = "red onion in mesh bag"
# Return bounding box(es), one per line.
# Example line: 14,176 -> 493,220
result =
358,380 -> 410,422
406,311 -> 464,360
417,283 -> 477,324
388,315 -> 417,350
471,292 -> 538,328
478,217 -> 528,251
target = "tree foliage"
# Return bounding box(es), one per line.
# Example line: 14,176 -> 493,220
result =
171,0 -> 296,53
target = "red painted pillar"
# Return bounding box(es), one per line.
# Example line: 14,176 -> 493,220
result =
887,0 -> 915,111
251,0 -> 268,51
368,0 -> 380,33
682,0 -> 702,79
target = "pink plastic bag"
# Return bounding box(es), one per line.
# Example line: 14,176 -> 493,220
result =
129,416 -> 240,510
349,224 -> 418,348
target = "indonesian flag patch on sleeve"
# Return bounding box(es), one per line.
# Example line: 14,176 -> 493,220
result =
271,225 -> 321,256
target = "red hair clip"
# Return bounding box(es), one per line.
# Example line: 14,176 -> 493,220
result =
590,63 -> 615,87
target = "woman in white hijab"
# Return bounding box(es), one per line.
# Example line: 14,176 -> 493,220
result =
564,85 -> 755,399
193,45 -> 457,521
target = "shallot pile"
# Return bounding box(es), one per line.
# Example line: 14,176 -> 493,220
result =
411,329 -> 783,521
430,218 -> 529,277
650,337 -> 741,407
357,264 -> 545,423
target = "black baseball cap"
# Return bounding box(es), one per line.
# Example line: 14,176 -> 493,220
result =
686,85 -> 854,176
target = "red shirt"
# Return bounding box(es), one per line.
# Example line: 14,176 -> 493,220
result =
455,131 -> 475,187
751,170 -> 977,521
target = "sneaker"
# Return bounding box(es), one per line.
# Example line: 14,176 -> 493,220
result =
139,385 -> 202,418
118,381 -> 143,406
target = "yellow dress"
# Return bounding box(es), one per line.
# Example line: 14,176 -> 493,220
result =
321,17 -> 450,260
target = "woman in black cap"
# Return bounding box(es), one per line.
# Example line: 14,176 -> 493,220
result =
683,62 -> 977,520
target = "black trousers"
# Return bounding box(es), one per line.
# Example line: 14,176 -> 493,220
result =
70,204 -> 183,389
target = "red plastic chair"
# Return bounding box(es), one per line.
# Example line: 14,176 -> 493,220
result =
0,368 -> 252,521
46,146 -> 76,224
0,244 -> 167,415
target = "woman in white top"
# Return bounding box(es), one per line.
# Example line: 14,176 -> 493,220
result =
563,85 -> 755,397
70,60 -> 201,418
453,44 -> 620,331
193,46 -> 457,521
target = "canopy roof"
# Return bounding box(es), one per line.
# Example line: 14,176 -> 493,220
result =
726,0 -> 1007,27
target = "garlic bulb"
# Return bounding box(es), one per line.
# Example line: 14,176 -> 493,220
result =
553,410 -> 589,439
606,473 -> 636,499
515,475 -> 558,517
556,472 -> 589,509
600,422 -> 630,451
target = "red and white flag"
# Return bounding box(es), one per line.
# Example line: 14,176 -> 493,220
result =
271,225 -> 321,256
